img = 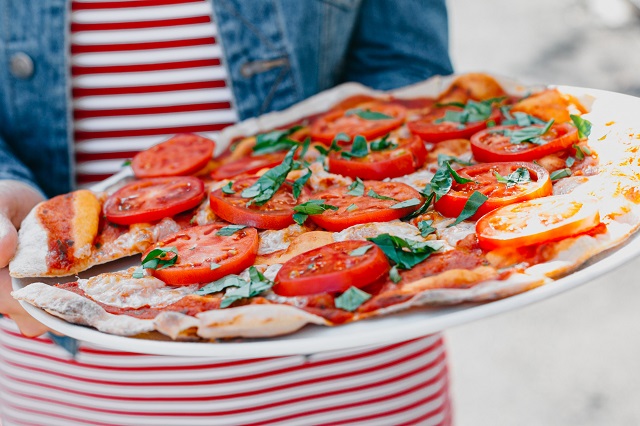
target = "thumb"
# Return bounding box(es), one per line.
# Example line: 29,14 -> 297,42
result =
0,213 -> 18,268
0,180 -> 43,267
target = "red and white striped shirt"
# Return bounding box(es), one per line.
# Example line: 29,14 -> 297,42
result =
0,1 -> 452,425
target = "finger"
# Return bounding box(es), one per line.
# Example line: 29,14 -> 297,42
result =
0,268 -> 50,337
0,213 -> 18,268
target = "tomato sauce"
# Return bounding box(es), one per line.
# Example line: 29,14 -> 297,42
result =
39,194 -> 76,271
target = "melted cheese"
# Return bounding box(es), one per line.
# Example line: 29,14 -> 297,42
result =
258,224 -> 307,255
238,263 -> 282,282
434,219 -> 476,247
390,169 -> 434,191
78,268 -> 197,309
334,221 -> 426,242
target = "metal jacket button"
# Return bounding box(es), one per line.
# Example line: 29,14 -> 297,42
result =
9,52 -> 34,79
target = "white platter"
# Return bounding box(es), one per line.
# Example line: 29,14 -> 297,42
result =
12,80 -> 640,358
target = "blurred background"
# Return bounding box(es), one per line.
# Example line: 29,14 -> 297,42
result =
446,0 -> 640,424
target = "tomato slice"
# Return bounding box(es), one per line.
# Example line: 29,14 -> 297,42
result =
476,195 -> 601,251
470,123 -> 578,162
408,107 -> 501,143
273,241 -> 390,296
104,177 -> 205,225
143,224 -> 259,285
209,177 -> 303,230
132,134 -> 215,178
310,101 -> 406,143
434,162 -> 552,220
309,181 -> 423,232
328,134 -> 427,180
210,152 -> 286,180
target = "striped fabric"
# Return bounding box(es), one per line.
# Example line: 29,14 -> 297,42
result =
0,318 -> 452,426
71,0 -> 237,185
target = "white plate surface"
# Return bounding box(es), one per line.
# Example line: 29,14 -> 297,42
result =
12,83 -> 640,358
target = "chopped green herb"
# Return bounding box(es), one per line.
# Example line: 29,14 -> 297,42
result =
573,144 -> 592,160
367,188 -> 397,201
346,203 -> 358,212
417,220 -> 436,237
241,146 -> 296,205
292,199 -> 339,225
449,191 -> 488,227
299,137 -> 311,159
345,108 -> 394,120
402,193 -> 434,221
423,167 -> 452,201
445,162 -> 475,184
252,126 -> 301,155
370,134 -> 398,151
347,177 -> 365,196
141,246 -> 178,270
565,156 -> 575,168
582,146 -> 592,155
550,168 -> 572,181
570,114 -> 592,139
486,120 -> 496,128
219,267 -> 274,308
436,101 -> 467,108
132,266 -> 145,279
435,98 -> 504,126
498,119 -> 555,145
335,286 -> 372,311
292,170 -> 312,199
493,167 -> 531,188
314,135 -> 343,169
121,159 -> 132,167
221,181 -> 235,194
341,135 -> 369,159
189,216 -> 197,225
502,111 -> 546,127
389,265 -> 402,283
368,234 -> 442,269
216,225 -> 247,236
210,262 -> 221,270
349,244 -> 373,257
195,275 -> 246,296
390,198 -> 421,209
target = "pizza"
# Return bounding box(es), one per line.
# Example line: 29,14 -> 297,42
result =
10,73 -> 640,341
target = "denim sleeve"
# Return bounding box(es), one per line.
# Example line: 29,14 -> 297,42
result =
343,0 -> 454,91
0,134 -> 44,195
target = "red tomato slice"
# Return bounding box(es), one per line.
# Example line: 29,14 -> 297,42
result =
328,135 -> 427,180
143,224 -> 259,285
408,107 -> 501,143
210,152 -> 286,180
104,177 -> 205,225
309,181 -> 423,232
476,195 -> 601,251
434,162 -> 552,220
310,101 -> 406,143
470,123 -> 578,162
273,241 -> 390,296
209,177 -> 303,230
132,134 -> 215,178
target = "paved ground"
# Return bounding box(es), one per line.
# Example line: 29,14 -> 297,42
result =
446,1 -> 640,425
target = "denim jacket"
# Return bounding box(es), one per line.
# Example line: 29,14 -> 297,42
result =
0,0 -> 452,198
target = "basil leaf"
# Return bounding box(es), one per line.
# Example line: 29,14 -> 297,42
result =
299,137 -> 311,159
449,191 -> 488,226
389,265 -> 402,283
402,193 -> 434,221
570,114 -> 592,139
493,167 -> 531,188
221,181 -> 235,194
241,146 -> 296,205
437,154 -> 473,167
314,135 -> 343,169
436,101 -> 466,109
293,212 -> 308,226
367,188 -> 397,201
370,134 -> 397,151
293,199 -> 339,215
346,203 -> 358,212
424,167 -> 453,201
565,157 -> 575,168
216,225 -> 247,236
573,144 -> 592,160
253,126 -> 301,155
195,275 -> 246,296
345,109 -> 393,120
368,234 -> 442,269
220,266 -> 274,308
141,246 -> 178,270
121,159 -> 132,167
550,168 -> 572,181
341,135 -> 369,159
502,111 -> 546,127
293,170 -> 312,199
435,98 -> 503,125
349,244 -> 373,257
334,286 -> 372,312
417,220 -> 436,237
132,266 -> 145,279
507,119 -> 555,145
390,198 -> 421,209
445,162 -> 475,184
346,177 -> 365,196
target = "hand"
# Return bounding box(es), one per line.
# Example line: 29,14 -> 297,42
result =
0,180 -> 49,336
